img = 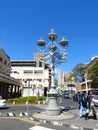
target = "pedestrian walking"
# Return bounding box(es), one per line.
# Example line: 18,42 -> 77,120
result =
78,92 -> 88,119
91,102 -> 97,120
88,91 -> 97,120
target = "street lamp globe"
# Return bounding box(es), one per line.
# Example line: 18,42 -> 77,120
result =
37,37 -> 46,47
60,37 -> 68,47
48,29 -> 57,41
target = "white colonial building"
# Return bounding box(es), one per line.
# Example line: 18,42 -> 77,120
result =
11,53 -> 51,97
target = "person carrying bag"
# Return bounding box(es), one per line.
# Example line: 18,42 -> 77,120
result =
88,91 -> 97,120
79,92 -> 88,119
90,101 -> 97,120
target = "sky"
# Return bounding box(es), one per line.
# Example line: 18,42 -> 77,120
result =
0,0 -> 98,73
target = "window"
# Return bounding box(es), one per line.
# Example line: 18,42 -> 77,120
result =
14,71 -> 19,74
34,70 -> 43,74
39,61 -> 42,67
24,70 -> 33,74
4,60 -> 7,65
39,79 -> 41,82
0,57 -> 3,62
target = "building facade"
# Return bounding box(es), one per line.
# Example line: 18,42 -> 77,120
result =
0,49 -> 21,99
0,49 -> 11,76
77,56 -> 98,93
11,53 -> 50,97
57,72 -> 76,93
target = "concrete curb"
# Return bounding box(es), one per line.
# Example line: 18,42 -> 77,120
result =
0,112 -> 98,130
30,116 -> 98,130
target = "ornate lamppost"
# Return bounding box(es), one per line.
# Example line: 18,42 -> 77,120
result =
37,29 -> 68,116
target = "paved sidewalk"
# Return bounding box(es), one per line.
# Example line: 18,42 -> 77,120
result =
32,107 -> 98,130
63,109 -> 98,130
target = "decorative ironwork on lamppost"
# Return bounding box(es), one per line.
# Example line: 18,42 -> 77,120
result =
37,29 -> 68,116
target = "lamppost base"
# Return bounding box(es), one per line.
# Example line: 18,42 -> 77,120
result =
46,88 -> 60,116
46,107 -> 60,116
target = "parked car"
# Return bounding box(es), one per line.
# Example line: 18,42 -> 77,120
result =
92,95 -> 98,106
64,93 -> 70,98
63,92 -> 72,98
72,93 -> 82,102
0,99 -> 6,108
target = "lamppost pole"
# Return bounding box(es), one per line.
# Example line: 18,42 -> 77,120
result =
27,79 -> 30,118
37,29 -> 68,116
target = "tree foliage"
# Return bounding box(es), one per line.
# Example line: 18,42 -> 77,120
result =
89,60 -> 98,84
71,63 -> 87,82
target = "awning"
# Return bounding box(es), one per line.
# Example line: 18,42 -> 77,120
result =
0,73 -> 21,86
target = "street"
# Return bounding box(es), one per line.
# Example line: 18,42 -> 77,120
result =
0,118 -> 33,130
0,98 -> 98,130
0,98 -> 78,130
0,98 -> 78,113
0,118 -> 78,130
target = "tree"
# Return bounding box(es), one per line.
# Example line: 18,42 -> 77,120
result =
88,60 -> 98,85
71,63 -> 87,82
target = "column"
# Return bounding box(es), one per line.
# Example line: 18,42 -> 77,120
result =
4,83 -> 9,99
10,85 -> 13,98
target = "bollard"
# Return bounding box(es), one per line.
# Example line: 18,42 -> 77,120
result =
43,100 -> 46,104
38,101 -> 40,105
13,101 -> 15,105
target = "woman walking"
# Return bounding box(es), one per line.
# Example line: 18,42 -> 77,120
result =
79,92 -> 88,119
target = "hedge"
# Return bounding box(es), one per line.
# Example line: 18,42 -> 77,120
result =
7,96 -> 46,104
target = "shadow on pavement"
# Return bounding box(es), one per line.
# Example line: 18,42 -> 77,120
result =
0,107 -> 9,110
